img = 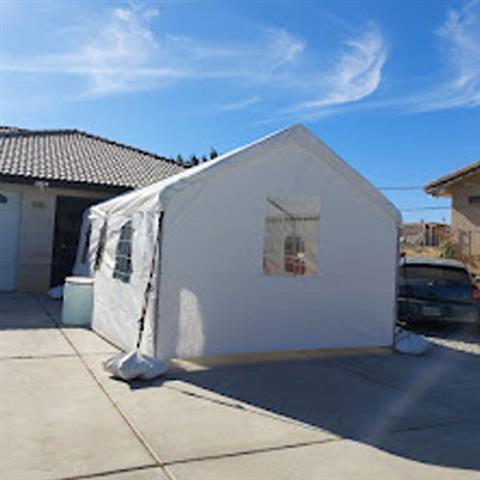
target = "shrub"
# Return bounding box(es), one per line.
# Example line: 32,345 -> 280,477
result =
439,238 -> 458,259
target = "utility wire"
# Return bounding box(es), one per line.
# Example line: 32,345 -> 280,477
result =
378,187 -> 424,191
376,185 -> 450,213
400,206 -> 450,212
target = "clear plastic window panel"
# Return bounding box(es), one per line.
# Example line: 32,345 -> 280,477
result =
113,220 -> 133,283
263,196 -> 319,276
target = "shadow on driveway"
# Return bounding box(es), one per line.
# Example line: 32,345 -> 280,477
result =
163,343 -> 480,471
0,293 -> 60,330
3,292 -> 479,473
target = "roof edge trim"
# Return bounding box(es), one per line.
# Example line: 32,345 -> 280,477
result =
425,160 -> 480,195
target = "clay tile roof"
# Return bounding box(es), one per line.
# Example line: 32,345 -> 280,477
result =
0,127 -> 185,189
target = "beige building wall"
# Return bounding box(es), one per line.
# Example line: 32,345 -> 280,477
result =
0,182 -> 112,292
449,172 -> 480,255
16,187 -> 56,292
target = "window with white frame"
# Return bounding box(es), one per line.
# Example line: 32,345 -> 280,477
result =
263,196 -> 319,276
113,220 -> 134,283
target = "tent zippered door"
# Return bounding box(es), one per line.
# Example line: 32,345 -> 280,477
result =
136,211 -> 165,350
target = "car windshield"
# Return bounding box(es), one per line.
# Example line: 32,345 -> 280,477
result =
400,265 -> 470,285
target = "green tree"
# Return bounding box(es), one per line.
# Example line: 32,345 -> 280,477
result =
176,154 -> 184,165
190,154 -> 199,166
210,147 -> 218,160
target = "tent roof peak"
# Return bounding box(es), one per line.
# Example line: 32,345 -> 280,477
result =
91,124 -> 401,226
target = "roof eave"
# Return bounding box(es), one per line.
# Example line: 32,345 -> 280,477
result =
0,174 -> 132,193
424,185 -> 451,197
424,161 -> 480,197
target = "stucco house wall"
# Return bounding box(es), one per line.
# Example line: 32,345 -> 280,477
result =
0,127 -> 184,292
449,173 -> 480,255
0,182 -> 111,292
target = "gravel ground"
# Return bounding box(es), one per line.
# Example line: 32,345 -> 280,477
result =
410,323 -> 480,356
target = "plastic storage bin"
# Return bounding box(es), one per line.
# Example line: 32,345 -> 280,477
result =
62,277 -> 94,326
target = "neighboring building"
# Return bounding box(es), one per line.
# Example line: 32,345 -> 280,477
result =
0,128 -> 184,292
401,222 -> 449,247
425,160 -> 480,256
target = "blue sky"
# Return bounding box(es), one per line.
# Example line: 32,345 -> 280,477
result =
1,0 -> 479,222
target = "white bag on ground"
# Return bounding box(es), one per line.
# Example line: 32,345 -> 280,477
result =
103,351 -> 168,381
394,327 -> 431,355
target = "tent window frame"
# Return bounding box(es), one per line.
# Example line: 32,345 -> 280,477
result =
113,220 -> 134,283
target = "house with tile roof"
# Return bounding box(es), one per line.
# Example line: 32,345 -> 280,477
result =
0,128 -> 184,291
425,160 -> 480,257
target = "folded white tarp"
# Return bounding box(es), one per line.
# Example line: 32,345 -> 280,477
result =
103,351 -> 168,381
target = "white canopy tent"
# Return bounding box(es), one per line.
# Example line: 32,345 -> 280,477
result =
75,124 -> 401,360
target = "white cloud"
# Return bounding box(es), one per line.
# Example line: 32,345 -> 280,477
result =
218,96 -> 261,112
3,5 -> 309,96
4,0 -> 479,121
80,5 -> 163,94
3,3 -> 386,114
3,4 -> 185,95
266,28 -> 305,68
411,0 -> 480,111
294,23 -> 387,110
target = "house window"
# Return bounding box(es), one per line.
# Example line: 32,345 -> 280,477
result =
113,220 -> 133,283
468,195 -> 480,204
263,196 -> 319,276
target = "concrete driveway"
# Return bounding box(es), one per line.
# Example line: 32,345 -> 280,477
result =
1,293 -> 479,480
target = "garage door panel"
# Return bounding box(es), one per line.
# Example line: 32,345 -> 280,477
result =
0,191 -> 21,291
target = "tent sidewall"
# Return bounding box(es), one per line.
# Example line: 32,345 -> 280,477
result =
155,141 -> 397,360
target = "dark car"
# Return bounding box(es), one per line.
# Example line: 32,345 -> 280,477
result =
398,257 -> 480,325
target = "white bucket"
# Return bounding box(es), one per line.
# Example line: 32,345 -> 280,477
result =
62,277 -> 94,326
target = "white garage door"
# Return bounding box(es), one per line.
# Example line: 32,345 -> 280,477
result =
0,191 -> 21,291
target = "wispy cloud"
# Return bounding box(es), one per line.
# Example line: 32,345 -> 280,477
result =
3,6 -> 307,96
292,23 -> 387,112
409,0 -> 480,112
3,4 -> 183,95
3,2 -> 385,114
218,96 -> 261,112
4,0 -> 480,122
